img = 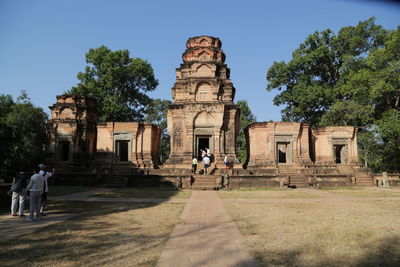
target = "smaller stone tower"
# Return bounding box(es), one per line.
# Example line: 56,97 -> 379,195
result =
48,94 -> 98,167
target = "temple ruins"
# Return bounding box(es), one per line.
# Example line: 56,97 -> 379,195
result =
47,36 -> 375,188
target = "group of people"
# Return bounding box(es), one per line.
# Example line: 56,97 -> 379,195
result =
192,148 -> 231,175
9,164 -> 54,222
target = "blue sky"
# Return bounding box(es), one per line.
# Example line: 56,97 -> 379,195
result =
0,0 -> 399,122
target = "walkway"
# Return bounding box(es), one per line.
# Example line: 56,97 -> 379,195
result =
0,213 -> 75,242
156,191 -> 257,267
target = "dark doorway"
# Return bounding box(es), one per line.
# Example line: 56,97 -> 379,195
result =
196,135 -> 211,159
277,142 -> 289,164
58,141 -> 70,161
116,140 -> 129,162
334,144 -> 345,164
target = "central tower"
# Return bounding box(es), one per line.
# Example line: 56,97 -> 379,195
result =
165,36 -> 239,168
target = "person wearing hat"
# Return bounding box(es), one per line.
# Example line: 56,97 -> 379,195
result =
38,164 -> 55,216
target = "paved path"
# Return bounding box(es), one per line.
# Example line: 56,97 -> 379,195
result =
0,213 -> 75,242
157,191 -> 257,267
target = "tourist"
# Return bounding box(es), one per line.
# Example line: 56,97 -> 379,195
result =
192,157 -> 198,174
224,154 -> 229,169
203,155 -> 210,175
201,149 -> 206,159
206,147 -> 210,157
10,171 -> 29,217
38,164 -> 55,216
25,168 -> 45,222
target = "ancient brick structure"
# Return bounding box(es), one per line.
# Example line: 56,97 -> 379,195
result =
48,95 -> 160,172
48,95 -> 98,165
165,36 -> 239,168
245,122 -> 359,168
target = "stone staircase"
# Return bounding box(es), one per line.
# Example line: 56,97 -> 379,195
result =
191,175 -> 222,190
355,173 -> 375,186
287,175 -> 310,188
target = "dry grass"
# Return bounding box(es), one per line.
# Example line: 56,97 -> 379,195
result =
48,185 -> 97,196
0,201 -> 184,266
326,188 -> 400,198
218,188 -> 321,199
225,199 -> 400,266
90,187 -> 192,199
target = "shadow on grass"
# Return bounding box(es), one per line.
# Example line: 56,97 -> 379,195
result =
0,200 -> 183,266
253,235 -> 400,267
89,186 -> 191,199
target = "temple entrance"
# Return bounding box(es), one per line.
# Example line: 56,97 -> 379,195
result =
334,144 -> 347,164
277,142 -> 290,164
195,135 -> 212,159
58,141 -> 70,161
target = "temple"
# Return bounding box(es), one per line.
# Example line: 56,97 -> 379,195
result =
47,36 -> 375,188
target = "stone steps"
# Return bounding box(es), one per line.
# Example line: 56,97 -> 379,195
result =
191,175 -> 222,190
355,174 -> 374,186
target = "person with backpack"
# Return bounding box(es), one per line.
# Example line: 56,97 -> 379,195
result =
38,164 -> 55,216
10,171 -> 29,217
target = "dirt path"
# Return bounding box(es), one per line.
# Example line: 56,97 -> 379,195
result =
156,191 -> 257,267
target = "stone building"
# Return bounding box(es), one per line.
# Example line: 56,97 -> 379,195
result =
245,122 -> 359,168
165,36 -> 239,168
48,95 -> 161,172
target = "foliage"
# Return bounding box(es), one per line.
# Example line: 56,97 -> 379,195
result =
236,100 -> 256,163
68,45 -> 158,122
144,98 -> 172,163
266,18 -> 400,172
0,92 -> 48,176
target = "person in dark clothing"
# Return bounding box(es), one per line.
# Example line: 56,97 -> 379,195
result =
10,171 -> 30,217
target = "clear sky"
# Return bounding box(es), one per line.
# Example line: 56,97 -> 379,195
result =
0,0 -> 399,122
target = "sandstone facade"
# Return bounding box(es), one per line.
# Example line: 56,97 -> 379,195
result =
48,95 -> 160,171
245,122 -> 359,168
165,36 -> 239,168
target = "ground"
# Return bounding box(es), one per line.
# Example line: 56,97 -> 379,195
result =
0,186 -> 399,266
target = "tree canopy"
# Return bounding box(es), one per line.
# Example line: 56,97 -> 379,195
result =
266,18 -> 400,172
236,100 -> 256,163
144,98 -> 172,163
0,92 -> 48,176
68,45 -> 158,122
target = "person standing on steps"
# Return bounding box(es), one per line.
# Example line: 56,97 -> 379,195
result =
203,155 -> 210,175
192,157 -> 198,174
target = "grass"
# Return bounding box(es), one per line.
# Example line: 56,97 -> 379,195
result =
225,199 -> 400,266
0,200 -> 184,266
90,187 -> 192,199
218,188 -> 321,199
325,188 -> 400,198
48,185 -> 97,196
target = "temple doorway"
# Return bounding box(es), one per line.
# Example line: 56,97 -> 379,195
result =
334,144 -> 347,164
277,142 -> 290,164
196,135 -> 211,159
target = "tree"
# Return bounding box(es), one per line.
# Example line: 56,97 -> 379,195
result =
266,18 -> 400,172
236,100 -> 256,163
144,98 -> 172,163
0,92 -> 48,176
68,45 -> 158,122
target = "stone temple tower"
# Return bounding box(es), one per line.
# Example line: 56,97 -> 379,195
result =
165,36 -> 240,168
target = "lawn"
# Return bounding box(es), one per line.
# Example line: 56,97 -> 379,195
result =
218,188 -> 321,199
324,188 -> 400,198
225,199 -> 400,266
90,187 -> 192,199
0,200 -> 184,266
48,185 -> 97,196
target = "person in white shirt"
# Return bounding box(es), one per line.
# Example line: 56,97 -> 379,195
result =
38,164 -> 55,216
203,156 -> 210,175
192,157 -> 198,174
26,168 -> 45,221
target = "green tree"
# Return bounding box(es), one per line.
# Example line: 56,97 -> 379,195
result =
266,18 -> 400,172
68,45 -> 158,122
144,98 -> 172,163
0,92 -> 48,176
236,100 -> 256,163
